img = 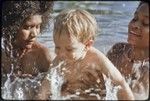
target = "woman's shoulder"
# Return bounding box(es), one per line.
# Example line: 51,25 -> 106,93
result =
107,42 -> 131,56
33,41 -> 47,49
106,42 -> 132,63
32,41 -> 50,53
32,41 -> 52,58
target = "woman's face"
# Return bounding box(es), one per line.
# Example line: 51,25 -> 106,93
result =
16,14 -> 42,49
128,3 -> 149,48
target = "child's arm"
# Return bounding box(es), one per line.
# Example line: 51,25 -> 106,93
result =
98,52 -> 134,100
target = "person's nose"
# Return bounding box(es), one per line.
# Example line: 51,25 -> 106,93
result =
30,27 -> 38,38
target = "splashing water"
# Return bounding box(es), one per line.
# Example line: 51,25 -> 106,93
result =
46,61 -> 121,100
50,61 -> 64,99
2,59 -> 148,100
47,61 -> 79,100
131,61 -> 149,100
2,51 -> 148,100
104,76 -> 118,100
1,73 -> 45,100
2,74 -> 14,100
14,87 -> 24,100
3,60 -> 148,100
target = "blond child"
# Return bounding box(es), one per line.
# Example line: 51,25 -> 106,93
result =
37,9 -> 134,100
107,1 -> 149,100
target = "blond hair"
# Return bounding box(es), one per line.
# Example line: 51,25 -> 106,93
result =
53,9 -> 97,43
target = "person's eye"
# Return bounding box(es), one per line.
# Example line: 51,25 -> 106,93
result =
55,46 -> 60,50
23,25 -> 31,30
66,48 -> 73,52
142,22 -> 149,26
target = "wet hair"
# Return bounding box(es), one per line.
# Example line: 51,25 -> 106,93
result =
53,9 -> 97,43
2,1 -> 53,55
138,1 -> 149,8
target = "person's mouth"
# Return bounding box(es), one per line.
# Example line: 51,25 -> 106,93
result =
129,31 -> 141,37
26,40 -> 34,45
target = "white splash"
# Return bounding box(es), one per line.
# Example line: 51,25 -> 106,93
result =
50,61 -> 65,100
2,74 -> 14,100
13,86 -> 24,100
131,61 -> 149,100
48,61 -> 81,100
1,73 -> 45,100
104,75 -> 118,100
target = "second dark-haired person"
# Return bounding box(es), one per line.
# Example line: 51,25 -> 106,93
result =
107,1 -> 149,100
2,1 -> 54,81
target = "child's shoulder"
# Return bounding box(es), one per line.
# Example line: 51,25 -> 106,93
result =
89,47 -> 104,56
87,47 -> 107,62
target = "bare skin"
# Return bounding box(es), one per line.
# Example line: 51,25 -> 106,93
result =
1,14 -> 53,100
107,3 -> 149,100
15,42 -> 51,76
37,33 -> 134,100
2,1 -> 54,100
2,15 -> 52,77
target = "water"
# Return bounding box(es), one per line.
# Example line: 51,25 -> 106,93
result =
131,60 -> 149,100
2,1 -> 140,100
37,1 -> 139,54
50,61 -> 65,99
2,73 -> 45,100
49,61 -> 113,100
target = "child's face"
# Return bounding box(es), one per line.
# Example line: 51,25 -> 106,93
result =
128,3 -> 149,48
17,14 -> 42,49
54,32 -> 87,63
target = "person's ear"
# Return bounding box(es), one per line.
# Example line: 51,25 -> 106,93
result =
85,39 -> 94,49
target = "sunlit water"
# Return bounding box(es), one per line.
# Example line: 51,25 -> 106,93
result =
2,73 -> 45,100
131,60 -> 149,100
50,62 -> 65,99
2,1 -> 141,100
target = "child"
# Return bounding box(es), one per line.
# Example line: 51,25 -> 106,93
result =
2,1 -> 54,78
107,1 -> 149,100
37,9 -> 134,100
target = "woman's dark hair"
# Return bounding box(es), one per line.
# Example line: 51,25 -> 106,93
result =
2,1 -> 53,56
138,1 -> 149,8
